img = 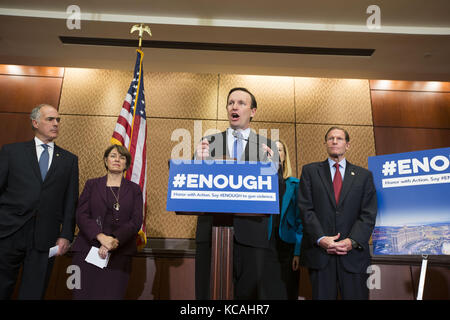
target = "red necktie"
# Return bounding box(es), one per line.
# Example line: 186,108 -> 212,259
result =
333,162 -> 342,204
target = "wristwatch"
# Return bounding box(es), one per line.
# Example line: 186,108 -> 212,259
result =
350,238 -> 359,249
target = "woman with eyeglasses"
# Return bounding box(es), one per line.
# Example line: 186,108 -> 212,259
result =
71,144 -> 143,299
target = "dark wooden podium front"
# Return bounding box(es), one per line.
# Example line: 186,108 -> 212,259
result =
210,213 -> 234,300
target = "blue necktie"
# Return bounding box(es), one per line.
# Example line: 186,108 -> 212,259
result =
233,131 -> 243,161
39,144 -> 49,180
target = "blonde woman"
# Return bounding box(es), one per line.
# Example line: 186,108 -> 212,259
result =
263,139 -> 303,299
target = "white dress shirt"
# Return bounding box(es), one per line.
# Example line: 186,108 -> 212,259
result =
328,158 -> 347,182
226,127 -> 251,158
34,136 -> 54,170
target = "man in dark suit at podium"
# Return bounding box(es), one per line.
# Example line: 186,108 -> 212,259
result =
298,127 -> 377,299
0,104 -> 79,299
195,87 -> 278,299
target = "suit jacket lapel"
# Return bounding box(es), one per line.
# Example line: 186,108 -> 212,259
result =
317,159 -> 336,207
27,140 -> 42,182
246,130 -> 262,161
120,177 -> 131,200
210,131 -> 229,159
99,175 -> 108,206
339,161 -> 356,206
222,131 -> 230,158
245,130 -> 254,161
281,180 -> 294,217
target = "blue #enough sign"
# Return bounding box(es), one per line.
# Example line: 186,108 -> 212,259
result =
167,160 -> 279,214
368,147 -> 450,255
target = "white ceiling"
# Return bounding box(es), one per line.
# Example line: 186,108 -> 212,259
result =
1,0 -> 449,81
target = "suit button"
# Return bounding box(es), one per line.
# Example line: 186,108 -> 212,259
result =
336,211 -> 340,215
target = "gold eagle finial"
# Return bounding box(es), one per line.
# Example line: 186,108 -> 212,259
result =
130,24 -> 152,48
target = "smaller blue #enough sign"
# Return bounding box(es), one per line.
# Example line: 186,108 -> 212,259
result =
167,160 -> 279,214
368,147 -> 450,255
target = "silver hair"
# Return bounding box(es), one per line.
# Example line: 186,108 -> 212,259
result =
30,104 -> 53,130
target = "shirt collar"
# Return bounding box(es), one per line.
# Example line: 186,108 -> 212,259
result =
227,127 -> 251,140
328,157 -> 346,170
34,136 -> 55,149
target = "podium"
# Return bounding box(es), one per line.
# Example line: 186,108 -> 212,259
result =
169,159 -> 279,300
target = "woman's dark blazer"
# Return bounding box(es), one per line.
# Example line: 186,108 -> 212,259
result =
71,175 -> 143,256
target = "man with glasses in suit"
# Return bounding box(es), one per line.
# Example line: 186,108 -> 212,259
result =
298,127 -> 377,300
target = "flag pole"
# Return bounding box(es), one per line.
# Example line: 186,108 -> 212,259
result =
130,23 -> 152,49
127,23 -> 152,251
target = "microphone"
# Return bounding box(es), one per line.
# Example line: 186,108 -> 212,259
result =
232,129 -> 247,141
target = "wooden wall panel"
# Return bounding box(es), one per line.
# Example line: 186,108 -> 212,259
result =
374,127 -> 450,155
411,265 -> 450,300
0,65 -> 64,149
56,115 -> 118,194
371,90 -> 450,128
370,80 -> 450,92
370,79 -> 450,156
45,251 -> 448,300
126,257 -> 157,300
60,69 -> 219,120
0,74 -> 63,113
0,113 -> 35,146
0,64 -> 64,77
368,264 -> 415,300
147,72 -> 218,119
44,253 -> 195,300
295,78 -> 373,125
59,68 -> 134,116
157,257 -> 195,300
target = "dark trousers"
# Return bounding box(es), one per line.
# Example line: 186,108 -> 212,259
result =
308,255 -> 369,300
233,242 -> 266,300
261,235 -> 299,300
0,218 -> 54,300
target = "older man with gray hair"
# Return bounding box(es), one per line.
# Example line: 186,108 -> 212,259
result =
0,104 -> 79,299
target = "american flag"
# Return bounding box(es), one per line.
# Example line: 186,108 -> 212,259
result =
111,49 -> 147,250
